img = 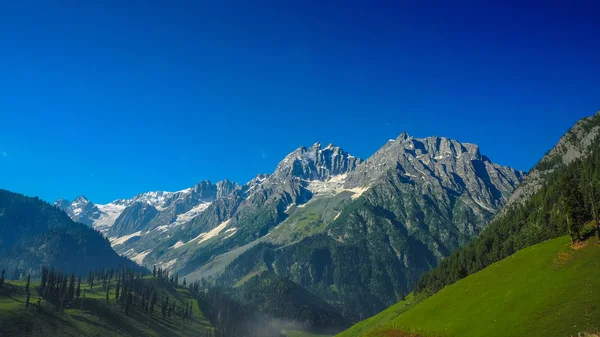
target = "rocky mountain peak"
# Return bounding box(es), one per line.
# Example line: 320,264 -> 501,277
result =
346,133 -> 524,211
53,198 -> 72,211
274,143 -> 362,181
73,195 -> 90,205
190,180 -> 217,199
395,132 -> 411,142
216,179 -> 240,199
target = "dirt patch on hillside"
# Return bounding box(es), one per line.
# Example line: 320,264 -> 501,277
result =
571,240 -> 589,250
553,250 -> 574,265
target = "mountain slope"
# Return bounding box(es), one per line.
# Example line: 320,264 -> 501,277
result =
0,189 -> 141,278
0,276 -> 212,337
336,231 -> 600,337
415,111 -> 600,295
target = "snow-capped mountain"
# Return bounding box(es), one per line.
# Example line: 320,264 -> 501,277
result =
54,180 -> 240,236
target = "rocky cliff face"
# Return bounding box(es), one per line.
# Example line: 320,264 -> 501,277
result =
504,110 -> 600,210
274,143 -> 362,181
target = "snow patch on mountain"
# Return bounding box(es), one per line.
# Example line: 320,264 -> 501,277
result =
161,258 -> 177,271
198,219 -> 231,244
131,250 -> 152,264
348,186 -> 370,200
171,240 -> 186,249
172,201 -> 212,226
304,173 -> 370,200
305,173 -> 348,196
94,203 -> 127,232
110,231 -> 142,246
223,227 -> 237,239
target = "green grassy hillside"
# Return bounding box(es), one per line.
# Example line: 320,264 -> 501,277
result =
0,276 -> 213,337
283,329 -> 332,337
337,231 -> 600,337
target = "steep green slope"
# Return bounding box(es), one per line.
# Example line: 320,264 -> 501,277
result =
0,276 -> 212,337
337,232 -> 600,337
283,330 -> 332,337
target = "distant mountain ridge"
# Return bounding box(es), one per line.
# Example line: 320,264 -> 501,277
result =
55,179 -> 241,236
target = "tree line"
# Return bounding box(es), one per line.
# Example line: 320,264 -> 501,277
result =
0,264 -> 196,328
189,279 -> 286,337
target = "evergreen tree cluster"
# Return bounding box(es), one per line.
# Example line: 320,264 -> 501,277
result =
189,280 -> 285,337
37,267 -> 80,311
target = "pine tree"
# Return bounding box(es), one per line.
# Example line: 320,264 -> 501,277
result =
81,289 -> 86,312
585,180 -> 600,243
76,277 -> 81,299
25,274 -> 31,308
68,273 -> 76,302
115,279 -> 120,300
40,266 -> 48,296
153,266 -> 156,277
106,283 -> 110,304
125,292 -> 132,316
562,173 -> 587,242
0,269 -> 4,289
150,289 -> 157,314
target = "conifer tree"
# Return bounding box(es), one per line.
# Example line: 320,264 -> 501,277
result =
115,279 -> 120,300
562,173 -> 586,242
40,266 -> 48,296
68,273 -> 76,302
0,269 -> 4,289
76,277 -> 81,299
25,274 -> 31,308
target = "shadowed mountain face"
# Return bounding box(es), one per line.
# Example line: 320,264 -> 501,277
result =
55,135 -> 524,321
0,190 -> 142,279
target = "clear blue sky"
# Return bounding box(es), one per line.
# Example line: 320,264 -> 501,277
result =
1,0 -> 599,204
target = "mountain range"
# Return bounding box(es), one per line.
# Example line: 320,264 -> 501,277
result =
55,133 -> 524,320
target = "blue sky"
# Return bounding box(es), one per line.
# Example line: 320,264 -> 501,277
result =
1,0 -> 599,204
